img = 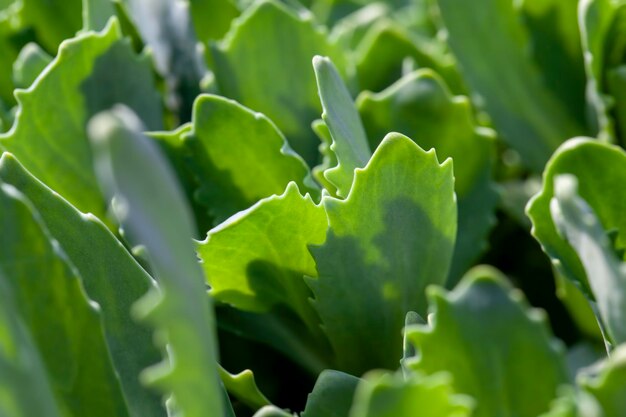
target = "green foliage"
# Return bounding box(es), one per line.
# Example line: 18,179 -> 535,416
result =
2,1 -> 626,416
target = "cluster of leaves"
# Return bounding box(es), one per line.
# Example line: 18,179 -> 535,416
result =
1,0 -> 626,416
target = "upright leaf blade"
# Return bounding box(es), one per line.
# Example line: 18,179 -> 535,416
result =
0,183 -> 129,417
309,133 -> 456,374
0,153 -> 165,417
313,55 -> 371,197
551,174 -> 626,345
89,106 -> 223,417
357,69 -> 497,282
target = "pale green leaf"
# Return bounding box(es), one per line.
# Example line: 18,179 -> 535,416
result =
198,182 -> 327,340
219,366 -> 271,411
349,371 -> 473,417
406,266 -> 568,417
313,55 -> 370,197
357,69 -> 497,283
211,0 -> 347,165
309,133 -> 456,374
253,406 -> 296,417
527,139 -> 626,297
550,174 -> 626,345
12,42 -> 51,89
0,153 -> 165,417
89,106 -> 223,417
184,94 -> 319,224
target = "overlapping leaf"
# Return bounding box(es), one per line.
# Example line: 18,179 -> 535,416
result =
406,266 -> 568,417
0,268 -> 62,417
198,182 -> 327,338
0,153 -> 165,417
358,69 -> 497,283
313,56 -> 370,197
211,0 -> 347,165
309,133 -> 456,374
184,94 -> 319,223
550,174 -> 626,345
437,0 -> 588,170
0,183 -> 129,417
579,0 -> 626,142
527,139 -> 626,297
89,106 -> 223,417
0,19 -> 162,220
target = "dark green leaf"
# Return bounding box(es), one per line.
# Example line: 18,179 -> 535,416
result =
406,266 -> 569,417
0,153 -> 165,417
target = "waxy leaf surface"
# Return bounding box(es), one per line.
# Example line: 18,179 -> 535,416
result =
309,133 -> 456,374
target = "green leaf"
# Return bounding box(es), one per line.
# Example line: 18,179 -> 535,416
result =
0,153 -> 165,417
539,389 -> 602,417
184,94 -> 319,224
12,42 -> 51,89
190,0 -> 239,43
215,305 -> 330,375
0,19 -> 163,222
313,56 -> 370,197
89,106 -> 223,417
82,0 -> 116,32
354,19 -> 464,94
219,366 -> 272,411
357,69 -> 497,283
311,119 -> 339,196
309,133 -> 456,374
527,139 -> 626,297
437,0 -> 588,170
406,266 -> 569,417
198,182 -> 327,340
349,371 -> 473,417
253,406 -> 296,417
118,0 -> 205,122
301,370 -> 360,417
21,0 -> 82,52
0,269 -> 62,417
579,0 -> 626,142
520,0 -> 586,125
580,343 -> 626,416
0,3 -> 23,105
0,183 -> 129,417
211,0 -> 347,166
550,174 -> 626,345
